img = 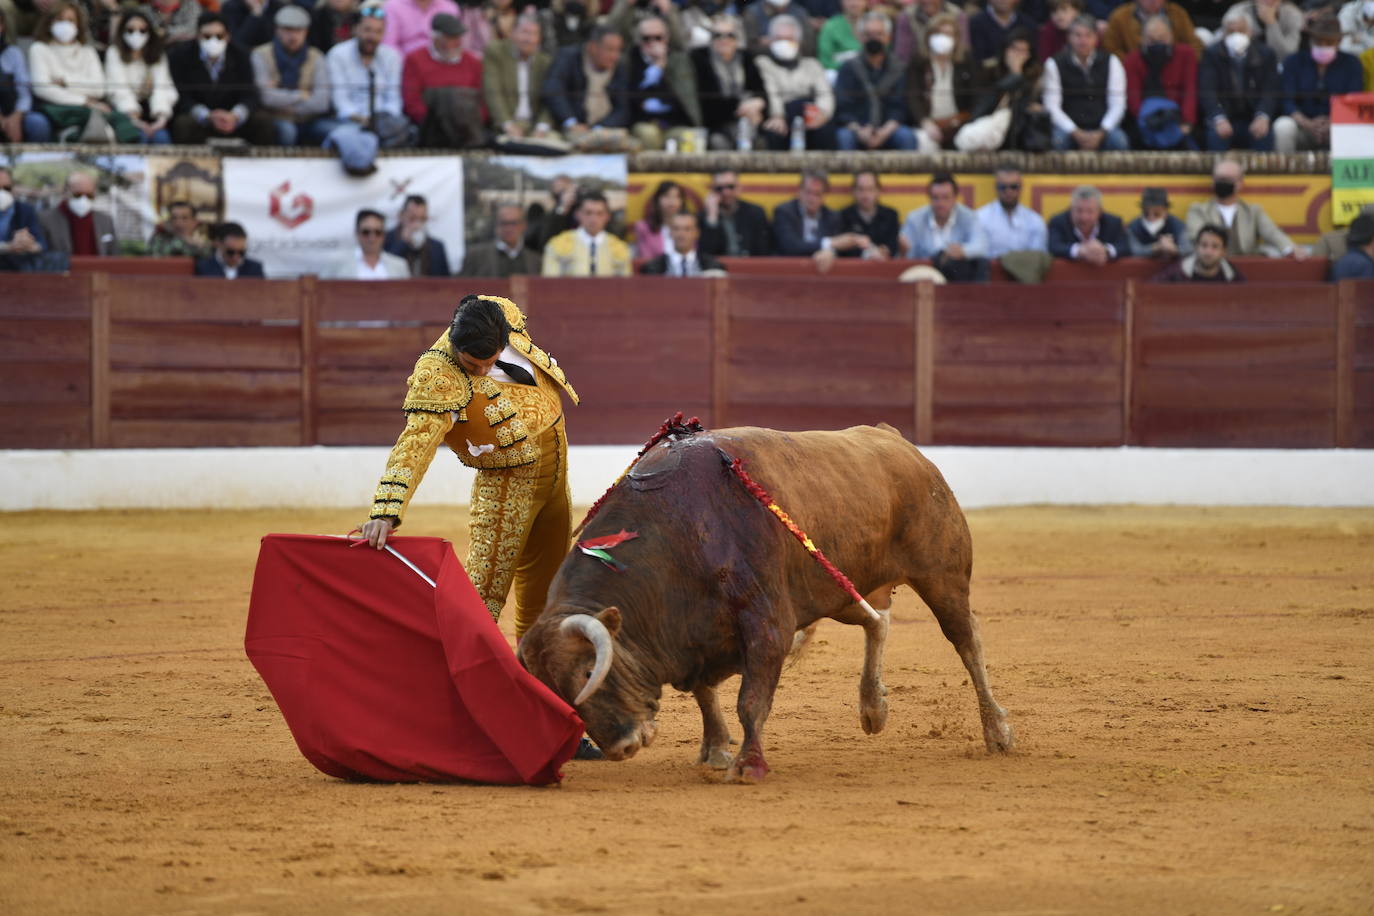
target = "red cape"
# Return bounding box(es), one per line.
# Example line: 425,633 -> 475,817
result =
245,534 -> 582,785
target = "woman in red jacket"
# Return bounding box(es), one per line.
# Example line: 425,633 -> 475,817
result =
1123,13 -> 1198,148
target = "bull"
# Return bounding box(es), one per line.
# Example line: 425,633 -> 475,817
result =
518,424 -> 1015,782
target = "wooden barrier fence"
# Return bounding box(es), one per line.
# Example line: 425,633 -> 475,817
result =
2,274 -> 1370,450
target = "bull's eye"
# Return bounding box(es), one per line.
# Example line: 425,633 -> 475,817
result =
584,669 -> 593,680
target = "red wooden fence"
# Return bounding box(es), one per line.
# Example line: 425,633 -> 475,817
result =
1,274 -> 1369,450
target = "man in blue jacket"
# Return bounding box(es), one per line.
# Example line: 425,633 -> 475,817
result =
833,12 -> 915,151
0,166 -> 49,272
1331,215 -> 1374,281
542,26 -> 630,140
384,195 -> 451,277
194,222 -> 266,278
1198,10 -> 1280,152
1047,185 -> 1127,265
1272,12 -> 1363,153
900,170 -> 990,281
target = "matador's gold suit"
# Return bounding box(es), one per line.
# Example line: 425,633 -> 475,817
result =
368,296 -> 578,638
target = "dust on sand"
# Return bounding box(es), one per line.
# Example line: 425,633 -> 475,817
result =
1,506 -> 1371,915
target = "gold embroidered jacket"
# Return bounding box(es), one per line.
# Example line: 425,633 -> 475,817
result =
369,296 -> 578,526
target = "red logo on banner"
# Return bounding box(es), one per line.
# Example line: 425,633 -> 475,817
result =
269,181 -> 313,229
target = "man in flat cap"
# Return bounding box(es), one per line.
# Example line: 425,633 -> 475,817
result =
1127,187 -> 1191,259
252,4 -> 339,146
402,12 -> 486,147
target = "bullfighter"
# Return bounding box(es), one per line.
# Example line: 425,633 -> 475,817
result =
358,294 -> 578,641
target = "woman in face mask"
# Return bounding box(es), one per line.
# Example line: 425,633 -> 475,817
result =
27,0 -> 144,143
755,14 -> 837,149
105,7 -> 178,144
1271,11 -> 1364,153
906,12 -> 981,152
1122,13 -> 1197,149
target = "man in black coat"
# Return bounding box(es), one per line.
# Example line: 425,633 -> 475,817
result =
639,212 -> 726,275
1047,185 -> 1127,265
838,169 -> 900,258
542,26 -> 630,135
168,12 -> 275,145
698,168 -> 772,257
383,195 -> 452,277
194,222 -> 266,277
1198,12 -> 1279,152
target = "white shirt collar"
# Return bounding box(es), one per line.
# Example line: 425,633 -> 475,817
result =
577,228 -> 606,247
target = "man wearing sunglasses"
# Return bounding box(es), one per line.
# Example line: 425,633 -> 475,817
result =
330,208 -> 410,279
194,222 -> 266,278
699,168 -> 773,258
975,161 -> 1046,258
626,15 -> 701,150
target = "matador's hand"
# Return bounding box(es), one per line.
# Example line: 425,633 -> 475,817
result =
357,518 -> 395,550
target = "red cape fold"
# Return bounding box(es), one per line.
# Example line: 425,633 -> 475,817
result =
245,534 -> 582,785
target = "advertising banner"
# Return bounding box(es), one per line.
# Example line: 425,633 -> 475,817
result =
1331,93 -> 1374,227
223,156 -> 464,277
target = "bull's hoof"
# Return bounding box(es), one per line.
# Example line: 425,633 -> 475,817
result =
860,696 -> 888,735
983,718 -> 1015,753
725,761 -> 769,784
698,746 -> 734,770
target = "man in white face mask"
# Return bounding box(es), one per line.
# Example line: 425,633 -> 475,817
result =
37,171 -> 117,258
168,11 -> 277,144
1126,187 -> 1192,258
742,0 -> 817,56
383,194 -> 453,276
0,166 -> 51,272
1198,9 -> 1279,151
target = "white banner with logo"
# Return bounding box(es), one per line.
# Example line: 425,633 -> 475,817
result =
223,156 -> 464,278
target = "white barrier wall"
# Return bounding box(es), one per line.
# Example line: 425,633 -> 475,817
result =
3,446 -> 1373,511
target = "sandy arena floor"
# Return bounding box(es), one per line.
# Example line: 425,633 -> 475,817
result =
1,505 -> 1372,915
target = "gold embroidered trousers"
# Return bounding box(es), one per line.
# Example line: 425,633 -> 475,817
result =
466,420 -> 571,639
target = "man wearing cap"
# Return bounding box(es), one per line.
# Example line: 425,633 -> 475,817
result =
1127,187 -> 1191,259
252,4 -> 338,146
1272,11 -> 1363,153
325,2 -> 412,175
402,11 -> 486,147
1330,214 -> 1374,281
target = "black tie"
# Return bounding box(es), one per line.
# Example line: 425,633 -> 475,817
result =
588,240 -> 597,275
494,359 -> 537,386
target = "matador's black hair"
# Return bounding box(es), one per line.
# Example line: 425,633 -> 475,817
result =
449,295 -> 510,360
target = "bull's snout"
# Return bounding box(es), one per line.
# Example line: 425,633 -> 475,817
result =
599,720 -> 657,761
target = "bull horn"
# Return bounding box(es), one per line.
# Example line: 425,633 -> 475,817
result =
561,614 -> 614,706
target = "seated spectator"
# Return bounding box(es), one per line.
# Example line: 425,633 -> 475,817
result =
626,14 -> 703,150
39,172 -> 116,257
976,161 -> 1048,258
690,16 -> 766,150
194,222 -> 266,277
699,168 -> 773,257
384,0 -> 461,58
956,28 -> 1047,151
330,209 -> 410,279
460,203 -> 541,276
1312,203 -> 1374,259
486,0 -> 519,46
147,200 -> 211,258
29,1 -> 143,143
483,14 -> 554,141
773,170 -> 871,267
634,180 -> 687,260
169,12 -> 276,144
0,166 -> 48,272
325,3 -> 412,176
1273,12 -> 1363,152
1,6 -> 52,141
640,212 -> 727,276
1199,9 -> 1279,151
894,0 -> 962,64
1103,0 -> 1202,57
403,13 -> 486,148
537,0 -> 594,54
542,26 -> 631,145
834,11 -> 916,151
1048,185 -> 1127,265
1123,14 -> 1198,149
604,0 -> 689,52
817,0 -> 864,72
149,0 -> 206,46
543,190 -> 632,276
839,169 -> 900,259
1038,0 -> 1081,61
1339,0 -> 1374,54
756,14 -> 837,150
384,194 -> 451,276
1155,224 -> 1245,282
742,0 -> 817,57
1330,213 -> 1374,280
105,7 -> 177,145
1223,0 -> 1302,58
906,12 -> 981,151
1043,14 -> 1129,150
253,5 -> 337,146
970,0 -> 1036,65
900,170 -> 991,283
1127,187 -> 1192,258
1185,156 -> 1300,258
223,0 -> 285,50
311,0 -> 359,52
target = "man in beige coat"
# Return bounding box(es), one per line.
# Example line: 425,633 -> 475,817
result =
1184,156 -> 1303,258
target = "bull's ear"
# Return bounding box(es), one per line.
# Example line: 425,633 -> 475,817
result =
597,606 -> 622,638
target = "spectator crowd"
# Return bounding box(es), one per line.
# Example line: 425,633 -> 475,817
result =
2,0 -> 1374,161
